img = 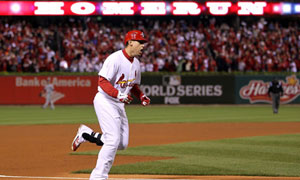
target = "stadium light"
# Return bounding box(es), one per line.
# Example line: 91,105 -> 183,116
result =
10,3 -> 21,13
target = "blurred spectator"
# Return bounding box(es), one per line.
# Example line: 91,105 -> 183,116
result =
59,58 -> 69,72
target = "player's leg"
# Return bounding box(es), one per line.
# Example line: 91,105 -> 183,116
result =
50,96 -> 55,109
82,131 -> 103,146
50,101 -> 55,109
118,109 -> 129,150
271,93 -> 277,113
71,123 -> 104,151
275,94 -> 280,113
90,94 -> 122,180
43,95 -> 50,108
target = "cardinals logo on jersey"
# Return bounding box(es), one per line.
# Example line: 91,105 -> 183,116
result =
116,72 -> 136,88
116,74 -> 126,88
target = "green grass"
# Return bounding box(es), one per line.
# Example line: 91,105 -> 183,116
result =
0,105 -> 97,125
1,105 -> 299,176
74,134 -> 300,177
0,105 -> 299,125
126,105 -> 300,123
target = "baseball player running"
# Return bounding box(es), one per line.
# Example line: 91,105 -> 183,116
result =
71,30 -> 150,180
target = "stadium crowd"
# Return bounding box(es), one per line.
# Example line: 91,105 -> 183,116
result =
0,16 -> 299,73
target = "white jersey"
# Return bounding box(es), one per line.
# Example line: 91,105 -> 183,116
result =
44,84 -> 54,95
98,50 -> 141,102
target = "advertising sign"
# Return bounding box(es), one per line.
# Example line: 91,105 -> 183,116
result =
140,75 -> 235,104
237,75 -> 300,104
2,75 -> 298,105
0,76 -> 98,105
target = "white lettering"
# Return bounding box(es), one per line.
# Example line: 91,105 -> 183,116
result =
206,2 -> 231,15
71,2 -> 95,15
206,85 -> 213,96
193,85 -> 201,96
253,83 -> 260,96
16,77 -> 22,87
214,85 -> 222,96
160,86 -> 166,96
164,97 -> 180,104
238,2 -> 266,15
177,85 -> 185,96
34,2 -> 64,15
186,85 -> 193,96
201,85 -> 206,96
41,79 -> 47,86
151,85 -> 160,96
102,2 -> 134,15
172,2 -> 201,15
14,77 -> 90,87
285,86 -> 297,95
166,86 -> 176,96
143,84 -> 223,97
141,2 -> 166,15
15,77 -> 40,87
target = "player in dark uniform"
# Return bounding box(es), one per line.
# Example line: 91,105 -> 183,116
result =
268,78 -> 284,114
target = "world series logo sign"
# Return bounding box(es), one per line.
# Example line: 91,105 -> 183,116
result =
239,75 -> 300,104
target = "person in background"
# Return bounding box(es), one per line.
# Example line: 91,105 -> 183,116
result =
42,79 -> 55,110
268,78 -> 284,114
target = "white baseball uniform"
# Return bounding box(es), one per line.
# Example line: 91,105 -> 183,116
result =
43,82 -> 55,109
90,49 -> 141,180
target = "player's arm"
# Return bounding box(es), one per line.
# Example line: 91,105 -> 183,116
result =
98,76 -> 133,104
130,84 -> 150,106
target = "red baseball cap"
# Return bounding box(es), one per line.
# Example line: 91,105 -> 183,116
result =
124,30 -> 147,45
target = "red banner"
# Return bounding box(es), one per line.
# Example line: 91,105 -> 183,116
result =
0,1 -> 298,16
0,76 -> 98,105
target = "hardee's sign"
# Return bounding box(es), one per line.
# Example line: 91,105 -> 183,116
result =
240,75 -> 300,104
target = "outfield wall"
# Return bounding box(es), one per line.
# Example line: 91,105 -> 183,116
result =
0,76 -> 97,105
236,75 -> 300,104
139,75 -> 235,104
0,75 -> 299,105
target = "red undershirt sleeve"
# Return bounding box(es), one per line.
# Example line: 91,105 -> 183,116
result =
98,76 -> 118,98
130,84 -> 144,100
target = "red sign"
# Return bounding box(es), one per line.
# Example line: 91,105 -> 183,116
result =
239,75 -> 300,104
0,1 -> 298,16
0,76 -> 98,105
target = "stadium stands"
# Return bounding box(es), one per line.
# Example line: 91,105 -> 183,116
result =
0,16 -> 299,73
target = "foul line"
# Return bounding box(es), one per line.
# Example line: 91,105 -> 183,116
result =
0,174 -> 188,180
0,175 -> 88,180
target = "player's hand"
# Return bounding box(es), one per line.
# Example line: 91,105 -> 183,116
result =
140,95 -> 150,106
117,92 -> 133,104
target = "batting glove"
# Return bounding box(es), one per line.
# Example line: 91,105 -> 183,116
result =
140,95 -> 150,106
117,92 -> 133,104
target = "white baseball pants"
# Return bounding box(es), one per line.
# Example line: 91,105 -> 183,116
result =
90,92 -> 129,180
43,93 -> 54,109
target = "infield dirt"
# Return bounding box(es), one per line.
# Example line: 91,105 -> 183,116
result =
1,122 -> 300,180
